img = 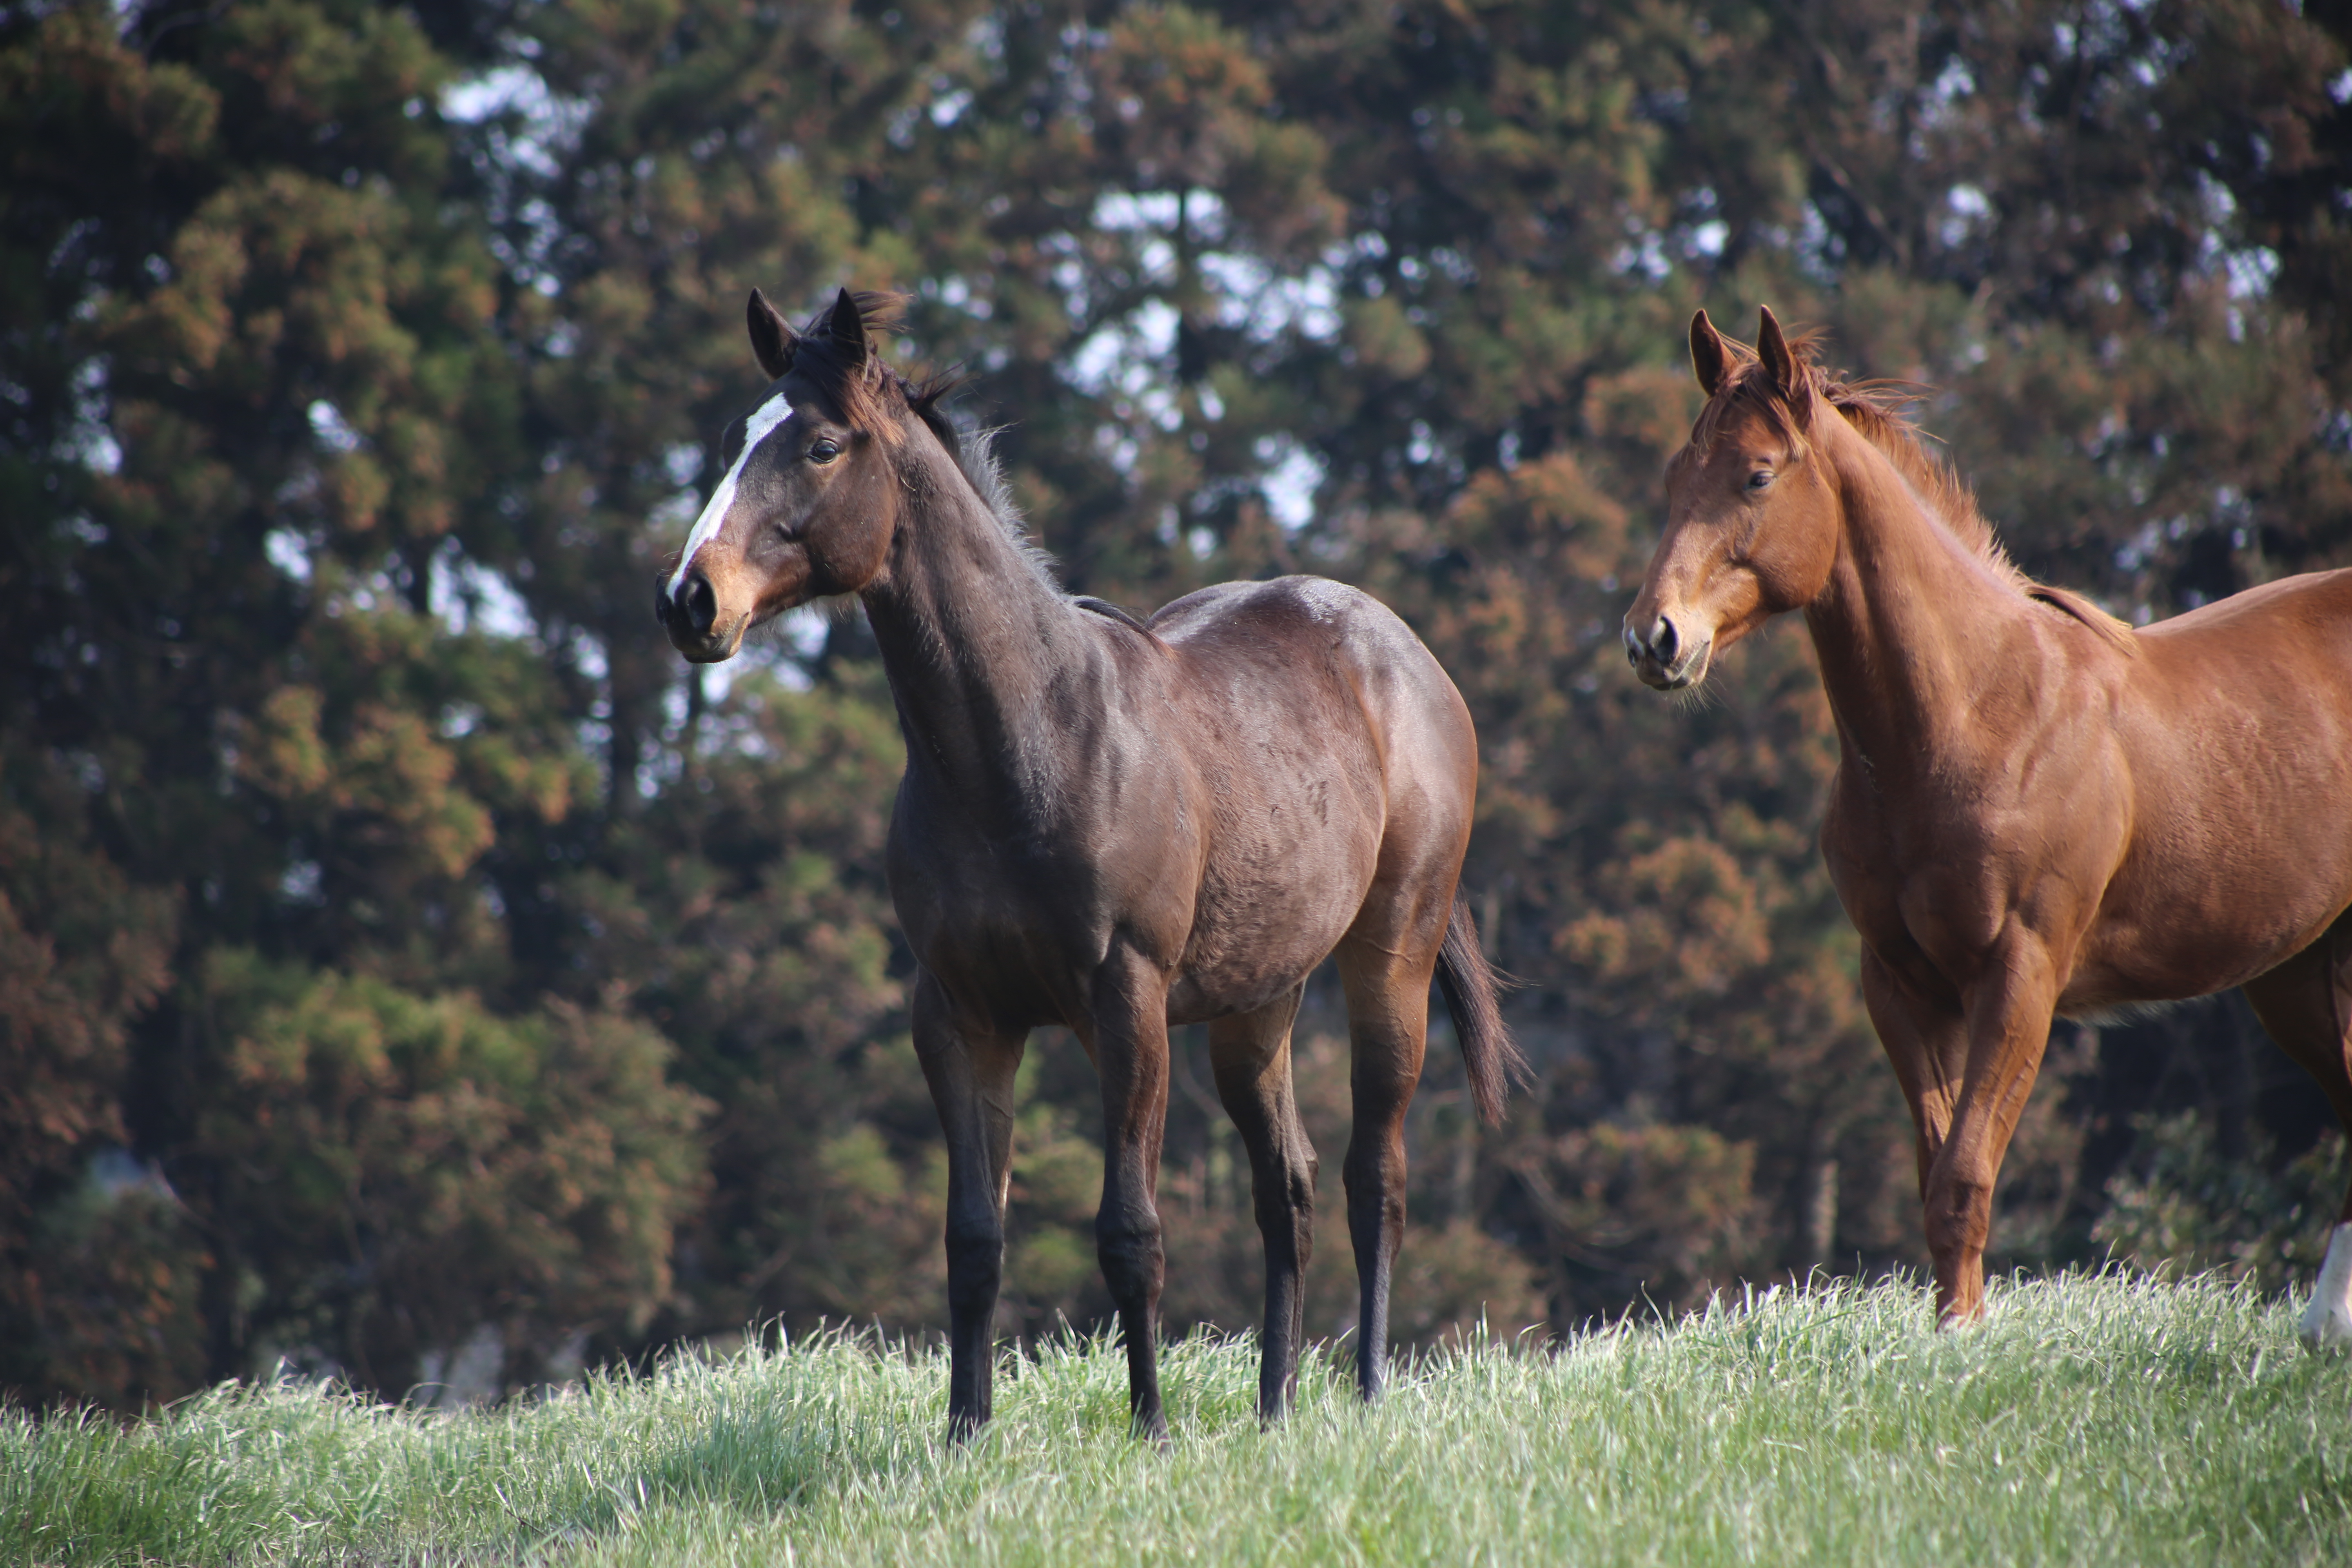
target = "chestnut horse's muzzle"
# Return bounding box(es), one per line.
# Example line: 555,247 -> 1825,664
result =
1622,612 -> 1711,690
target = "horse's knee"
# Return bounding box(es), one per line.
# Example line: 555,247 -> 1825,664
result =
1343,1141 -> 1407,1206
1253,1168 -> 1315,1248
1096,1213 -> 1164,1306
1288,1165 -> 1316,1214
1922,1154 -> 1993,1245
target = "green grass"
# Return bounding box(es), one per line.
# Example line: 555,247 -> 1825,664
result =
7,1274 -> 2350,1566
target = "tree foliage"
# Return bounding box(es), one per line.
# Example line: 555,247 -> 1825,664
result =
3,0 -> 2346,1405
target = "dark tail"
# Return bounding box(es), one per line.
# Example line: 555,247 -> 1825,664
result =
1436,893 -> 1528,1125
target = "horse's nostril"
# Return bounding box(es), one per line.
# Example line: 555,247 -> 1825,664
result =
684,574 -> 718,637
1653,617 -> 1680,663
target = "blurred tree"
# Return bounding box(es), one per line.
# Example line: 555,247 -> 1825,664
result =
3,0 -> 2345,1406
0,0 -> 705,1404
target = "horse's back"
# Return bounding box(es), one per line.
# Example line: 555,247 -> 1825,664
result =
1149,575 -> 1475,810
2090,567 -> 2352,997
1150,576 -> 1468,728
1147,574 -> 1385,646
2127,566 -> 2352,742
2137,566 -> 2352,658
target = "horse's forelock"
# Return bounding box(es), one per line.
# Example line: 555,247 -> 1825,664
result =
792,291 -> 912,444
1679,327 -> 1837,470
1673,323 -> 1973,548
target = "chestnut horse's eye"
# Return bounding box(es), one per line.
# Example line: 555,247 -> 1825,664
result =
1746,469 -> 1774,491
809,438 -> 842,464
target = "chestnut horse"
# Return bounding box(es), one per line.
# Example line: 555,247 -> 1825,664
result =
656,289 -> 1525,1437
1625,307 -> 2352,1345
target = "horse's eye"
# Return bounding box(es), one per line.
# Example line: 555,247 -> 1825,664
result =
809,438 -> 841,464
1746,469 -> 1774,491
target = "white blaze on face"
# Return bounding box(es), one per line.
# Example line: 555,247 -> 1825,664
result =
667,391 -> 795,595
2303,1222 -> 2352,1351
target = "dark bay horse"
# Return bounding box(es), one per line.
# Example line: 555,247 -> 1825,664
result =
1625,307 -> 2352,1346
656,288 -> 1525,1436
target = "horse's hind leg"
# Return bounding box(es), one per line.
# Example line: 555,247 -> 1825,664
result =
910,970 -> 1026,1437
2241,910 -> 2352,1351
1334,922 -> 1444,1401
1209,984 -> 1316,1421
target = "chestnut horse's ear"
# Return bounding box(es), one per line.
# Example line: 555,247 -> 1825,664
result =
826,287 -> 869,367
748,289 -> 796,380
1757,305 -> 1807,423
1690,309 -> 1729,396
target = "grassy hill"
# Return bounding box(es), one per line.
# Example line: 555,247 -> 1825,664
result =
8,1274 -> 2350,1566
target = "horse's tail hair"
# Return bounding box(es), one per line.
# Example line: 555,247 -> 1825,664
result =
1437,893 -> 1529,1125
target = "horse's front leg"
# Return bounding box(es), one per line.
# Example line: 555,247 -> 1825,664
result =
1858,950 -> 1966,1229
1927,933 -> 2065,1326
1088,944 -> 1174,1441
910,970 -> 1026,1439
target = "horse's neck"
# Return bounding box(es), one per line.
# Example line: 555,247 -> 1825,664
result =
1802,423 -> 2037,771
861,430 -> 1094,807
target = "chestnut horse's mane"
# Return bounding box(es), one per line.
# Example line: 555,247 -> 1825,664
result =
1683,328 -> 2137,655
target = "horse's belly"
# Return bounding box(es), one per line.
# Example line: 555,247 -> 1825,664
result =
2074,829 -> 2352,1006
1165,824 -> 1383,1023
1165,943 -> 1341,1027
1164,889 -> 1371,1025
2074,895 -> 2352,1008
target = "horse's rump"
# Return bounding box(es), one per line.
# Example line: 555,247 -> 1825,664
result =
1143,577 -> 1474,1021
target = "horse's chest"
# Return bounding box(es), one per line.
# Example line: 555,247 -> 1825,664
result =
1823,768 -> 2016,985
892,826 -> 1100,948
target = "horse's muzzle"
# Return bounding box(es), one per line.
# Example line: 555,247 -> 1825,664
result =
1622,614 -> 1710,690
655,570 -> 744,663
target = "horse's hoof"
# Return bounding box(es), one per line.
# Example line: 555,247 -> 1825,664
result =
2296,1305 -> 2352,1354
2301,1225 -> 2352,1354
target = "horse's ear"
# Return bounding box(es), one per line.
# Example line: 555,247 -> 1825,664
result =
1757,305 -> 1806,422
826,287 -> 869,367
748,289 -> 796,380
1690,309 -> 1729,396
